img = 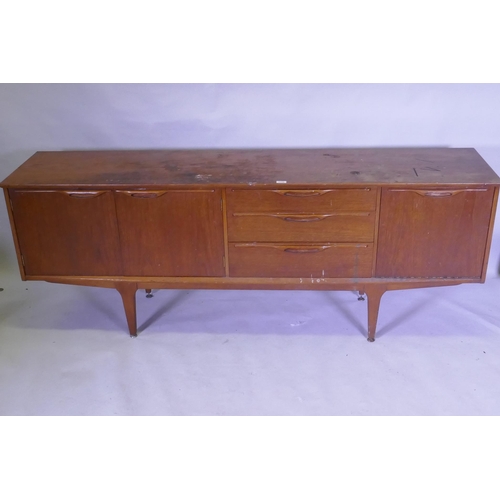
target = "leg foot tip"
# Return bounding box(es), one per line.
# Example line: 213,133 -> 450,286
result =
367,337 -> 375,342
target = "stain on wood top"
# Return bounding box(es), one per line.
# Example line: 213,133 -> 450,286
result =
2,148 -> 499,188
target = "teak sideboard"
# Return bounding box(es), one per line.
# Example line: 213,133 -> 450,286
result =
2,148 -> 499,341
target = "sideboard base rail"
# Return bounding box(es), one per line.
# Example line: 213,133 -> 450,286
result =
38,276 -> 471,341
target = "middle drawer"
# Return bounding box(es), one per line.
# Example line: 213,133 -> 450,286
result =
227,211 -> 375,242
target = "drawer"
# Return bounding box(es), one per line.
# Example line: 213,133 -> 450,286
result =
228,242 -> 373,278
227,211 -> 375,242
226,188 -> 377,212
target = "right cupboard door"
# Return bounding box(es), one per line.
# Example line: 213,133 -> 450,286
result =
375,187 -> 495,278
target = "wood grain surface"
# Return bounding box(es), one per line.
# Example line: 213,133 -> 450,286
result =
2,148 -> 499,188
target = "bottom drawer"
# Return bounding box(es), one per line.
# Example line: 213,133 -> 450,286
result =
228,242 -> 373,278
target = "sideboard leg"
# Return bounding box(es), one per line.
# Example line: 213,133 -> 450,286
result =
365,286 -> 386,342
116,282 -> 138,337
145,288 -> 153,298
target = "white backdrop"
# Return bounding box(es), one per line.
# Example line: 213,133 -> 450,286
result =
2,83 -> 500,420
2,83 -> 500,152
4,78 -> 500,500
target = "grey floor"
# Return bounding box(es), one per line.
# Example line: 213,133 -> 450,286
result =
2,253 -> 500,415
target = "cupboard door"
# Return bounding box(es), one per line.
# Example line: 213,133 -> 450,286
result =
115,190 -> 225,277
376,188 -> 495,278
9,190 -> 122,276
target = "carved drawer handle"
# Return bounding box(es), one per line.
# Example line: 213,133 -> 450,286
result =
233,212 -> 371,219
273,190 -> 332,197
422,191 -> 455,197
282,216 -> 326,222
271,189 -> 371,196
233,243 -> 369,250
284,246 -> 329,253
66,191 -> 105,198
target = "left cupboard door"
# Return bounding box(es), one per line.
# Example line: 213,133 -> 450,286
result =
9,190 -> 122,277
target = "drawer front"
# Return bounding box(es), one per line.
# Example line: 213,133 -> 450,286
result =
227,212 -> 375,242
226,188 -> 377,212
229,243 -> 373,278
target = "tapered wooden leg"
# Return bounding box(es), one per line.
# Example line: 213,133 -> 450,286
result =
116,282 -> 138,337
365,285 -> 386,342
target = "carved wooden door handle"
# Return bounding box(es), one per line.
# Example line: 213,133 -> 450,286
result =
117,190 -> 215,198
118,190 -> 167,198
12,190 -> 107,197
65,191 -> 106,198
389,188 -> 488,197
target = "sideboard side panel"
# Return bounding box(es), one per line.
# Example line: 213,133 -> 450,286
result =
3,189 -> 26,280
479,186 -> 499,281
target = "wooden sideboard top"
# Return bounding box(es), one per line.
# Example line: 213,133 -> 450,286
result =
2,148 -> 499,188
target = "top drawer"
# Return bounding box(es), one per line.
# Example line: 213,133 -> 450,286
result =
226,188 -> 377,213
